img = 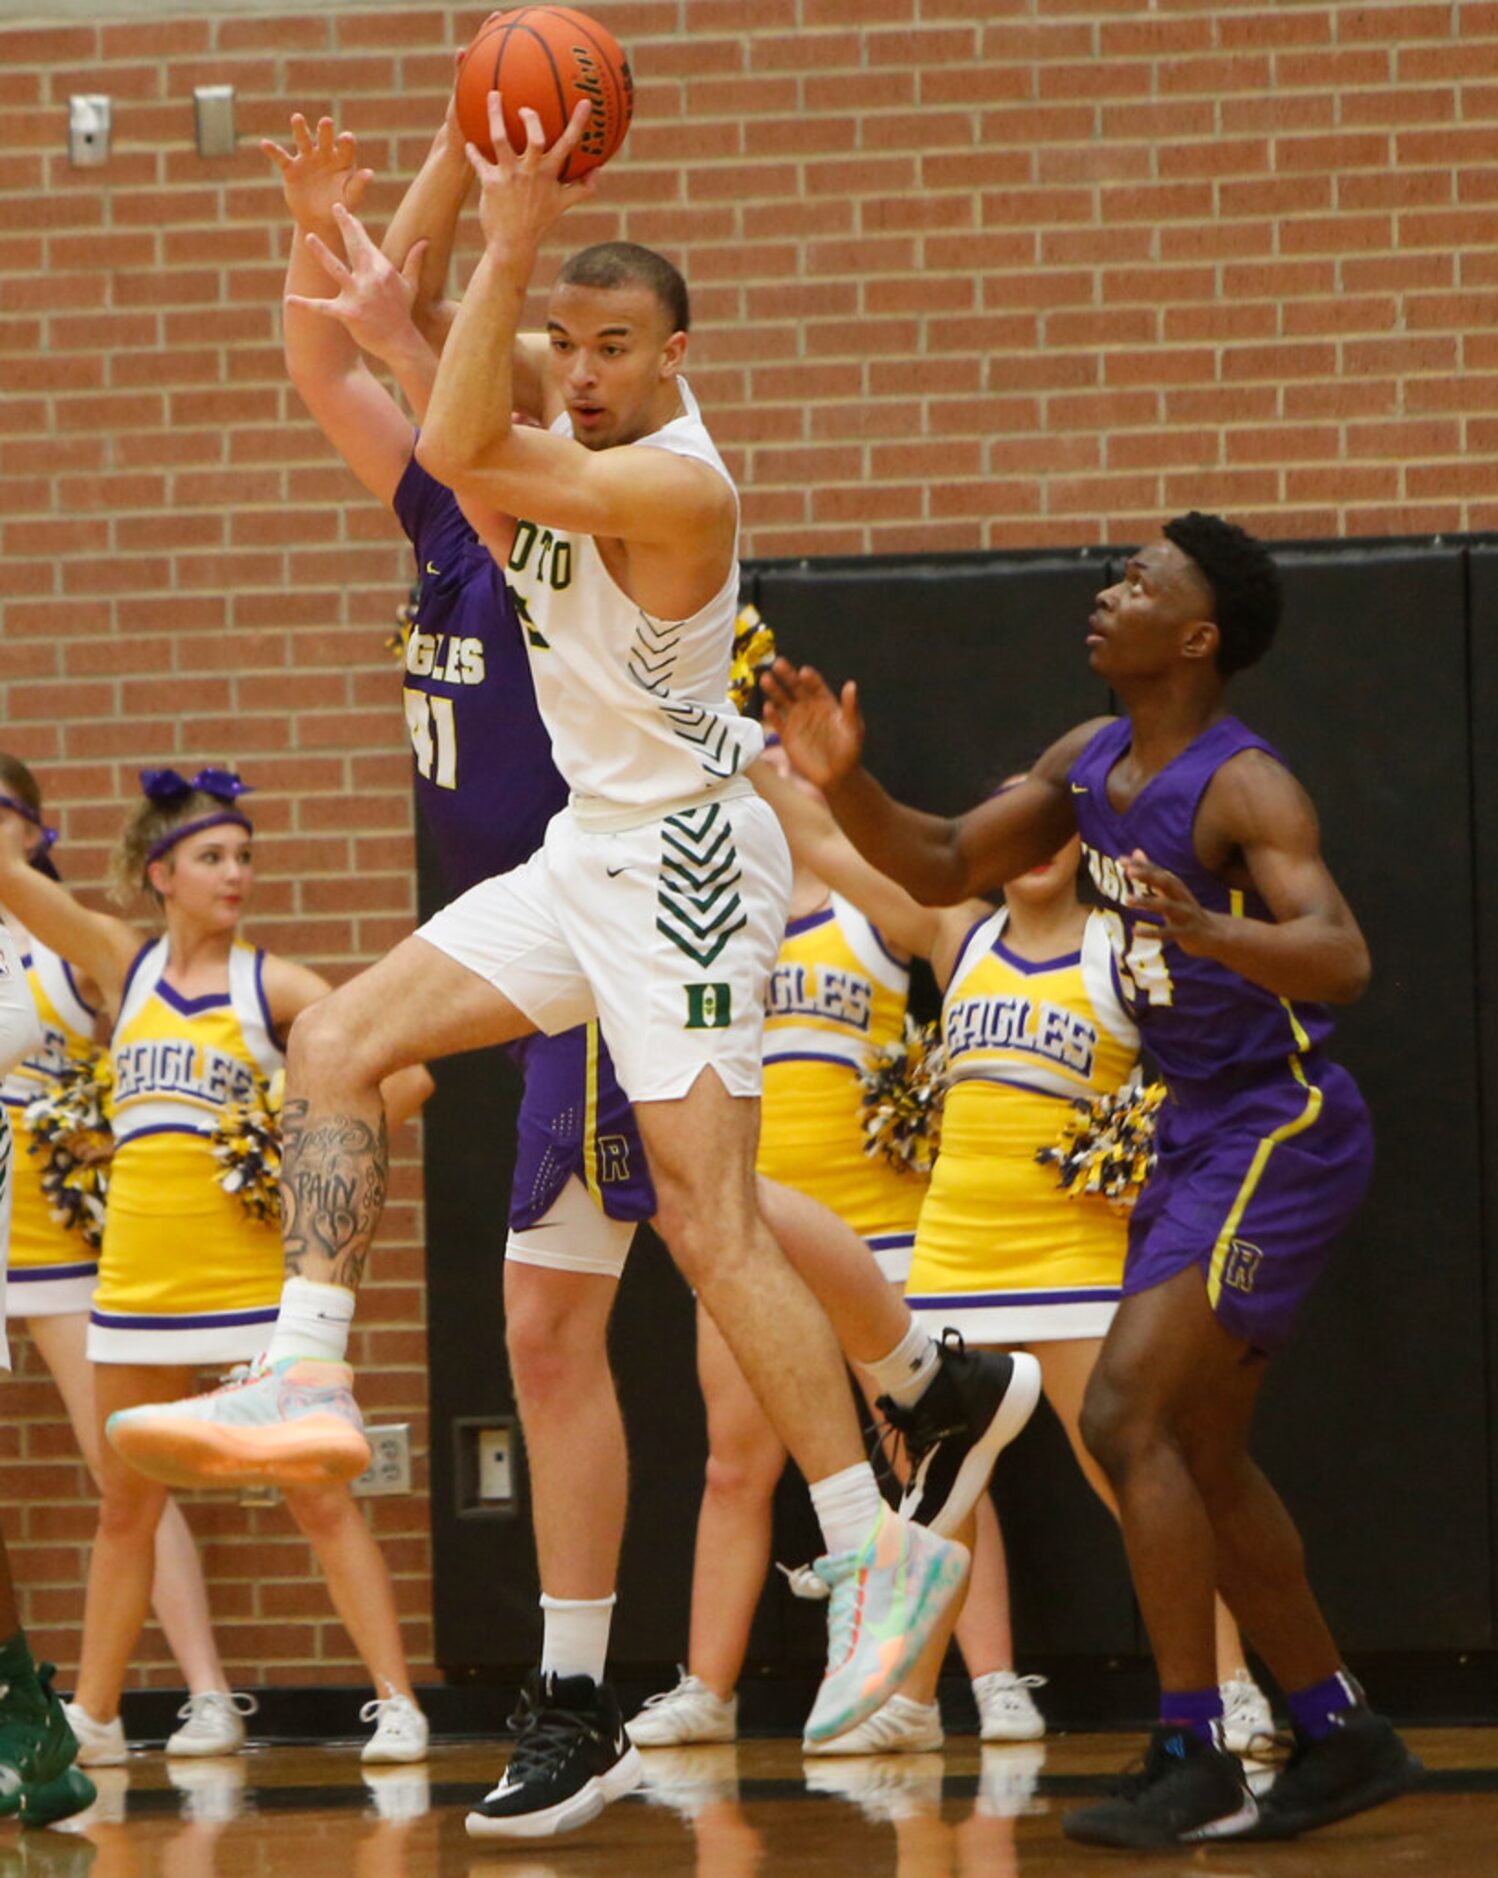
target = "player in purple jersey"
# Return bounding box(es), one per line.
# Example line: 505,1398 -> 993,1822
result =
765,511 -> 1419,1849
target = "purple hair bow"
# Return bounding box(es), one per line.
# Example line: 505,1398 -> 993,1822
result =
139,767 -> 255,806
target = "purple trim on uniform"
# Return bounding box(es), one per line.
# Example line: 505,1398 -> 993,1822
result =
904,1285 -> 1121,1308
19,952 -> 32,971
763,1049 -> 861,1068
867,922 -> 910,970
784,905 -> 835,939
252,947 -> 283,1051
865,1232 -> 916,1251
154,981 -> 231,1017
89,1306 -> 279,1331
117,939 -> 157,1011
11,1261 -> 98,1283
60,955 -> 96,1017
948,1070 -> 1079,1101
952,911 -> 995,977
994,936 -> 1083,977
112,1122 -> 213,1145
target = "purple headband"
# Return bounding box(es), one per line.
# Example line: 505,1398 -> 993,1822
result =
140,768 -> 255,865
0,792 -> 59,856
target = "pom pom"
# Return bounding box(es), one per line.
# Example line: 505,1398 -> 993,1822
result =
387,577 -> 420,663
22,1048 -> 114,1250
1036,1075 -> 1165,1208
210,1069 -> 284,1224
857,1017 -> 946,1177
728,603 -> 777,713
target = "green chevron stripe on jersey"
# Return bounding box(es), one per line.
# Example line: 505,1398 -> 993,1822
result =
657,804 -> 748,968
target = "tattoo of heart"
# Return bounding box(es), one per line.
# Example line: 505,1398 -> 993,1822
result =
279,1100 -> 388,1291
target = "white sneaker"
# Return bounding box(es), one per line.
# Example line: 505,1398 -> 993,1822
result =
61,1702 -> 127,1767
802,1693 -> 943,1757
360,1688 -> 429,1764
972,1670 -> 1047,1742
629,1671 -> 737,1748
106,1355 -> 370,1489
165,1690 -> 257,1756
775,1560 -> 829,1602
1221,1669 -> 1275,1755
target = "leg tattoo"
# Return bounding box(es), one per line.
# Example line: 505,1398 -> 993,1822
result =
279,1097 -> 388,1293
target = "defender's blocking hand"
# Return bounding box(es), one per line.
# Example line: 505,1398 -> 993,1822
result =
759,657 -> 866,792
262,113 -> 372,232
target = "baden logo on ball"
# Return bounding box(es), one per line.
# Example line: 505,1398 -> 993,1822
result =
455,6 -> 634,180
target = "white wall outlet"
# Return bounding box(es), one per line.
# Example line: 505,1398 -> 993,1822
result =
352,1424 -> 413,1498
475,1427 -> 513,1505
68,96 -> 111,168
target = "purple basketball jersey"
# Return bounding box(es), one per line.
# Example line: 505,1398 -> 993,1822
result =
1068,715 -> 1336,1097
393,455 -> 566,898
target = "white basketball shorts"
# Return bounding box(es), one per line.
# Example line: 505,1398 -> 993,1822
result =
419,786 -> 791,1106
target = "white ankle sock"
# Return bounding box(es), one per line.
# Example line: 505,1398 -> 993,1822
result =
266,1278 -> 355,1365
809,1462 -> 886,1557
539,1593 -> 616,1685
862,1319 -> 940,1410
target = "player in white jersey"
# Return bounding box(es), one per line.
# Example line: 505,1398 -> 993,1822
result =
110,100 -> 973,1840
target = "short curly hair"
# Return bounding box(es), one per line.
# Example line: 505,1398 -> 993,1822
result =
1162,511 -> 1282,675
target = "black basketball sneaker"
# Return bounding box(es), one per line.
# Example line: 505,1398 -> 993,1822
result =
465,1669 -> 643,1840
881,1333 -> 1042,1535
1244,1706 -> 1421,1839
1064,1725 -> 1259,1848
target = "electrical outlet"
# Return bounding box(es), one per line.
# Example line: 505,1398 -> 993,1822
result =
352,1424 -> 412,1498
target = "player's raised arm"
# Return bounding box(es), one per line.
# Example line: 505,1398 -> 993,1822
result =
761,657 -> 1092,906
1123,750 -> 1371,1005
379,90 -> 474,355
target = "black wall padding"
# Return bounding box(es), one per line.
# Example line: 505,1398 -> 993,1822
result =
421,539 -> 1495,1676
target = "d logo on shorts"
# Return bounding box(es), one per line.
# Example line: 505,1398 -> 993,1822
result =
684,982 -> 732,1029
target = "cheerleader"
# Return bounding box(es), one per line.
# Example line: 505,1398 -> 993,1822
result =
0,769 -> 432,1766
0,754 -> 240,1761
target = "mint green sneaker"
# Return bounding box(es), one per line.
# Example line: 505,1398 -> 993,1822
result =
802,1507 -> 968,1746
0,1661 -> 97,1829
107,1355 -> 370,1489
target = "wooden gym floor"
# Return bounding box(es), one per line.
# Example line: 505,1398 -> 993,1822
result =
22,1728 -> 1496,1876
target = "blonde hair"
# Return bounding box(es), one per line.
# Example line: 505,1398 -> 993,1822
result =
109,790 -> 252,908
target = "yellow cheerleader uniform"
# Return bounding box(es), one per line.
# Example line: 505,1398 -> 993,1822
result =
89,936 -> 283,1365
905,907 -> 1139,1342
758,893 -> 926,1282
0,928 -> 101,1316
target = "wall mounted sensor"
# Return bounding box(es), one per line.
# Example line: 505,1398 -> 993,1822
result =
194,85 -> 236,158
68,95 -> 111,168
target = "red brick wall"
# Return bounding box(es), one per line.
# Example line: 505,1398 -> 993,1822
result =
2,0 -> 1497,1689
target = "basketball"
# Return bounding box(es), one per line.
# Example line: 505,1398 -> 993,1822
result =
455,6 -> 633,181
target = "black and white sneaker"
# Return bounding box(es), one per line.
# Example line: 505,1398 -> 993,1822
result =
1063,1725 -> 1259,1848
465,1670 -> 643,1841
883,1334 -> 1042,1536
1245,1707 -> 1421,1839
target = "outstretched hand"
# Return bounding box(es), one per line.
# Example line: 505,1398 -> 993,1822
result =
467,94 -> 598,255
759,656 -> 865,792
1122,850 -> 1220,955
285,203 -> 427,363
262,113 -> 372,230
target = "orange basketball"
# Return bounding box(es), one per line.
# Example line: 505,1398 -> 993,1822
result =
455,7 -> 633,181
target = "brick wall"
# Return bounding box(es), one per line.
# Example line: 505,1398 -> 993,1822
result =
2,0 -> 1497,1689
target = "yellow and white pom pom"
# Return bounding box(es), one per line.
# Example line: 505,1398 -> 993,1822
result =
728,603 -> 777,713
210,1071 -> 283,1224
23,1048 -> 114,1249
857,1016 -> 947,1177
1036,1075 -> 1165,1208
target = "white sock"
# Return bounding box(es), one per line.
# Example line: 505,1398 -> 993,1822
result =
809,1462 -> 886,1557
539,1593 -> 616,1685
862,1319 -> 941,1410
266,1277 -> 355,1365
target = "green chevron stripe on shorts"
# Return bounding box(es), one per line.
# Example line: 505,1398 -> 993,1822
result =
656,804 -> 748,968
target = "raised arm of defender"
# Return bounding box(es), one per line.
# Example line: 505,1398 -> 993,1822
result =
761,656 -> 1093,905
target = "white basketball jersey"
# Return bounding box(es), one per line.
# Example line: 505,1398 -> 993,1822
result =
509,379 -> 765,810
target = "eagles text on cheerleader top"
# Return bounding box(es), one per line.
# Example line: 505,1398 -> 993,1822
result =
1068,715 -> 1335,1096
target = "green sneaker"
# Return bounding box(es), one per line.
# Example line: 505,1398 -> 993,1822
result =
0,1663 -> 97,1829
